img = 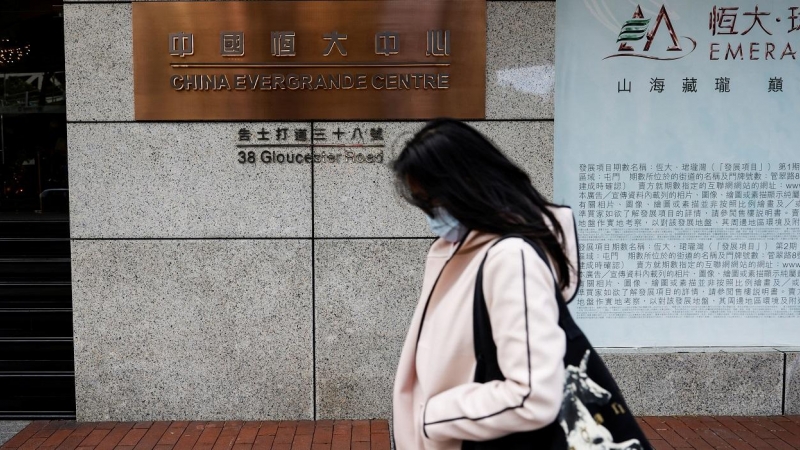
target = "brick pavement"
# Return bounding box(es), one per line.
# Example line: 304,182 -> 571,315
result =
2,417 -> 800,450
0,420 -> 389,450
637,416 -> 800,450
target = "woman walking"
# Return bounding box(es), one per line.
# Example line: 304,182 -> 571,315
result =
390,119 -> 648,450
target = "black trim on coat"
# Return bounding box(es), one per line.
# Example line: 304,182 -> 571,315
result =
423,248 -> 535,436
413,232 -> 470,355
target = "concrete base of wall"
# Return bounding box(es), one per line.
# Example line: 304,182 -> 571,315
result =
598,348 -> 798,416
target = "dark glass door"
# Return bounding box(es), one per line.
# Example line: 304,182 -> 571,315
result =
0,0 -> 74,419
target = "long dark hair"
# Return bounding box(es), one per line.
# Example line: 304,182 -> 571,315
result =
392,118 -> 571,290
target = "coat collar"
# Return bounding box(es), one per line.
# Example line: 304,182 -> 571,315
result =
427,205 -> 581,302
427,230 -> 500,259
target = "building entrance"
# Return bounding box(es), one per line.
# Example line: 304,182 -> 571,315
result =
0,0 -> 73,419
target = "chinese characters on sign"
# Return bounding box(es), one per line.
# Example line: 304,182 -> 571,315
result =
169,32 -> 193,57
556,0 -> 800,346
616,77 -> 785,93
604,4 -> 800,61
715,77 -> 731,92
709,5 -> 799,59
375,32 -> 399,56
271,32 -> 295,57
166,29 -> 453,91
220,32 -> 244,57
171,29 -> 451,59
650,78 -> 665,93
606,5 -> 800,94
573,163 -> 800,320
132,1 -> 486,120
234,125 -> 387,165
683,77 -> 697,92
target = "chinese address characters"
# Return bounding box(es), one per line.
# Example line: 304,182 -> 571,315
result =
234,124 -> 387,165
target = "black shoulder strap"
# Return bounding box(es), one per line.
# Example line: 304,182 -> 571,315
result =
473,235 -> 581,377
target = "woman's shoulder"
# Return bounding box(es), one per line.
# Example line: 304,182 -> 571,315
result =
484,236 -> 545,265
487,236 -> 530,253
482,235 -> 555,274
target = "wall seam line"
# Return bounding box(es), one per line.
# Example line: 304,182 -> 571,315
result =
69,237 -> 313,240
782,351 -> 787,415
64,1 -> 132,4
63,0 -> 555,4
311,119 -> 317,421
65,119 -> 556,124
68,237 -> 436,240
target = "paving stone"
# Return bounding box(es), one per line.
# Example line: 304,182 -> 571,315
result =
3,419 -> 796,450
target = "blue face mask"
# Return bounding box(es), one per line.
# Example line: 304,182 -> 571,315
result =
426,207 -> 468,243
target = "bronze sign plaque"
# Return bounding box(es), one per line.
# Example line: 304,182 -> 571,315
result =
132,1 -> 486,121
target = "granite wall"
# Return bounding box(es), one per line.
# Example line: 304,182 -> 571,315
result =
64,0 -> 794,421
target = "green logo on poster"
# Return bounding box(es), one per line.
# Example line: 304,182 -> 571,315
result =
605,5 -> 696,60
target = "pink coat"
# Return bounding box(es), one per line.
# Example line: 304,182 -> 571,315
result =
392,206 -> 580,449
